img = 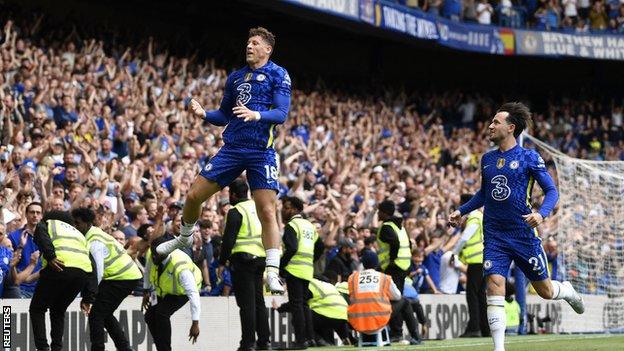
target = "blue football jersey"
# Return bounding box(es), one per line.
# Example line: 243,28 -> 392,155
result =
478,145 -> 555,238
220,61 -> 291,149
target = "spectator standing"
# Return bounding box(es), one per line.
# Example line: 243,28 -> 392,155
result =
1,224 -> 39,298
409,248 -> 441,294
546,0 -> 562,30
8,202 -> 43,297
0,225 -> 12,297
477,0 -> 495,24
429,0 -> 443,15
610,4 -> 624,32
577,0 -> 591,19
562,0 -> 579,22
589,0 -> 609,29
443,0 -> 464,21
197,219 -> 214,292
325,238 -> 358,283
122,205 -> 149,239
438,251 -> 466,294
463,0 -> 479,22
544,236 -> 559,281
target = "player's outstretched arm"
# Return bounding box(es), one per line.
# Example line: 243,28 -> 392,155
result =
189,98 -> 229,126
449,189 -> 485,227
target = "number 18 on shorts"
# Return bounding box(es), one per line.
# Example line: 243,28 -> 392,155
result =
200,145 -> 280,191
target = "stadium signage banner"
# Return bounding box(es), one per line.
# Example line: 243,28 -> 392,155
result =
515,30 -> 624,61
286,0 -> 359,19
376,2 -> 438,40
436,20 -> 507,55
282,0 -> 624,60
4,294 -> 617,350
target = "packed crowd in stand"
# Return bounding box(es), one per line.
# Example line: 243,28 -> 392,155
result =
0,8 -> 623,302
396,0 -> 624,33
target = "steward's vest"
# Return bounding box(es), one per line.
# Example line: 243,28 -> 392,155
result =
459,210 -> 484,264
308,279 -> 348,320
86,226 -> 142,281
377,221 -> 411,271
347,269 -> 393,333
44,220 -> 92,273
148,249 -> 201,297
284,215 -> 317,281
505,299 -> 520,330
230,200 -> 265,257
335,281 -> 349,296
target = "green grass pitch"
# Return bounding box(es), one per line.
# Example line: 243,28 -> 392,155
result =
317,334 -> 624,351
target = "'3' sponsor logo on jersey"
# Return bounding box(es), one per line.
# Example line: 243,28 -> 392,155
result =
236,83 -> 252,105
491,175 -> 511,201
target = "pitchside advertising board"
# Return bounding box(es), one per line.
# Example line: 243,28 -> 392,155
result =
2,294 -> 619,350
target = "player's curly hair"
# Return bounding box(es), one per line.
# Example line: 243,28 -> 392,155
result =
498,102 -> 533,138
71,207 -> 97,225
282,196 -> 304,213
249,27 -> 275,49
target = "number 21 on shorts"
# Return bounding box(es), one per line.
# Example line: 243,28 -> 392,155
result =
264,165 -> 278,180
529,253 -> 547,272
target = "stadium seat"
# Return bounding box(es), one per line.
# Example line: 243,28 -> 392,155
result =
357,326 -> 391,347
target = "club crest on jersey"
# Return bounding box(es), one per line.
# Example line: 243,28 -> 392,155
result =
510,160 -> 519,169
244,73 -> 253,81
256,74 -> 265,81
496,158 -> 505,169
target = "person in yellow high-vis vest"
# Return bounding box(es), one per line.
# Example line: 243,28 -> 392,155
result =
376,200 -> 412,341
504,283 -> 521,335
143,236 -> 202,351
280,196 -> 324,350
218,179 -> 271,351
307,277 -> 351,346
30,211 -> 95,351
452,194 -> 490,338
71,208 -> 143,351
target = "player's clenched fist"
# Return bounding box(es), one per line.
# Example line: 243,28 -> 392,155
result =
189,99 -> 206,118
522,212 -> 543,228
448,210 -> 462,227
